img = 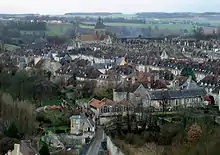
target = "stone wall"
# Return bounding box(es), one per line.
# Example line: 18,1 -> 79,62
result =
107,136 -> 124,155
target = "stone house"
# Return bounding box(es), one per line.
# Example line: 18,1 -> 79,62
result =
113,73 -> 167,107
98,99 -> 134,125
70,113 -> 95,135
113,83 -> 148,104
146,88 -> 207,109
96,73 -> 122,88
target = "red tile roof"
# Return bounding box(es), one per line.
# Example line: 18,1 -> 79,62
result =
88,98 -> 102,109
88,98 -> 115,109
118,99 -> 127,105
80,34 -> 99,41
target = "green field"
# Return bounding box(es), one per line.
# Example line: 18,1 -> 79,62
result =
82,22 -> 195,30
46,23 -> 72,36
4,44 -> 21,51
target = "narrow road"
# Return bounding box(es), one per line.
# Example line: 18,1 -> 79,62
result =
86,126 -> 104,155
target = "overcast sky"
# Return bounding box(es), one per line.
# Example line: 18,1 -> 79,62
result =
0,0 -> 219,14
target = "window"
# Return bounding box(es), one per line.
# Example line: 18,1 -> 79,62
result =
115,106 -> 118,112
129,107 -> 133,111
104,106 -> 110,113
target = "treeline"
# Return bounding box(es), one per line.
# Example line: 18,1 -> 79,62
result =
65,12 -> 122,16
6,21 -> 46,31
82,17 -> 145,24
135,12 -> 194,18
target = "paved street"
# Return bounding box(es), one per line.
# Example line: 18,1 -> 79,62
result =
86,126 -> 104,155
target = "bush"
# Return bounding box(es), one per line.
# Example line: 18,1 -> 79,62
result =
142,131 -> 159,143
158,134 -> 172,145
158,123 -> 183,145
133,135 -> 145,147
36,112 -> 52,124
125,133 -> 135,144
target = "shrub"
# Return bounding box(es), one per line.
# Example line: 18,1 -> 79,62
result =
36,112 -> 52,124
142,131 -> 159,143
158,123 -> 183,145
125,133 -> 135,144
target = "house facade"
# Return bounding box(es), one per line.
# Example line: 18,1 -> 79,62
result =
70,113 -> 95,135
146,88 -> 207,109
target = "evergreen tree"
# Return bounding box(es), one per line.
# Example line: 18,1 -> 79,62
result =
181,66 -> 197,82
39,142 -> 50,155
4,122 -> 20,139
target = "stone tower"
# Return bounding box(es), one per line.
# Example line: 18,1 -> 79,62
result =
94,17 -> 106,39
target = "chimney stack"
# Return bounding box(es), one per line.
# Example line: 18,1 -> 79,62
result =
218,90 -> 220,111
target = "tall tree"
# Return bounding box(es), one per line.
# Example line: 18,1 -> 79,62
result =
181,66 -> 197,82
39,142 -> 50,155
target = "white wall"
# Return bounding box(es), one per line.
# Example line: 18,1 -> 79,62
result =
107,136 -> 124,155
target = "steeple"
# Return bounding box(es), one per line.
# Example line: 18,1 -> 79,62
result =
94,17 -> 105,30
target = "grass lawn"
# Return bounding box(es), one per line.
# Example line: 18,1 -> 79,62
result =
4,44 -> 20,51
47,125 -> 70,133
42,98 -> 60,106
82,22 -> 194,30
46,23 -> 72,36
79,24 -> 94,29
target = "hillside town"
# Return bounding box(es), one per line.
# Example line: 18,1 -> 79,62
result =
1,14 -> 220,155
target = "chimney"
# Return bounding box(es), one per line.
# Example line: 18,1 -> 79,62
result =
14,144 -> 20,155
132,76 -> 136,84
147,76 -> 151,89
218,90 -> 220,111
154,72 -> 160,81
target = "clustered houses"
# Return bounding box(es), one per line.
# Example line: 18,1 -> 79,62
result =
3,26 -> 220,112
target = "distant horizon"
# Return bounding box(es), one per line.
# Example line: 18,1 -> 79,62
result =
1,0 -> 220,15
0,11 -> 220,16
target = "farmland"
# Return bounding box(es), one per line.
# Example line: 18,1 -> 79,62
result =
46,23 -> 72,36
82,21 -> 195,30
46,16 -> 220,37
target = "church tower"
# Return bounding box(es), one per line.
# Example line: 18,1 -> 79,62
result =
94,17 -> 106,40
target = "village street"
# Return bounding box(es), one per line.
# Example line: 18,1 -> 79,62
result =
86,126 -> 104,155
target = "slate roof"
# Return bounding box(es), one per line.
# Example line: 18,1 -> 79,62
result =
109,64 -> 135,75
212,86 -> 220,94
115,82 -> 143,93
148,88 -> 206,100
75,67 -> 102,79
198,75 -> 219,88
182,81 -> 200,89
146,57 -> 220,75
